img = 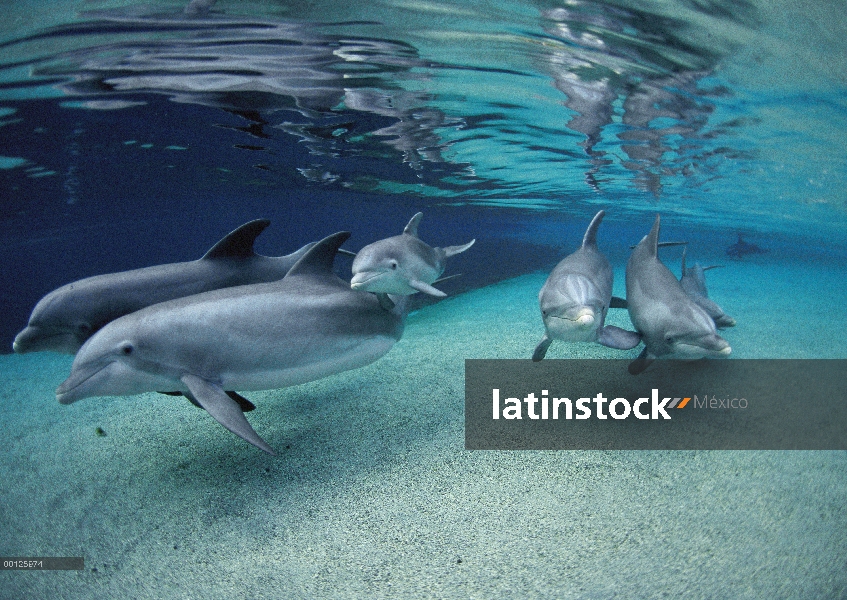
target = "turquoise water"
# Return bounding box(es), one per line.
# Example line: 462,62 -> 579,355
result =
1,0 -> 846,597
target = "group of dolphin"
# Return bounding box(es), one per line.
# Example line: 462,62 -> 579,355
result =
14,214 -> 474,454
533,211 -> 734,375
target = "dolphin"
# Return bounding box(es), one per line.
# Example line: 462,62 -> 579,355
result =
626,215 -> 731,375
350,212 -> 475,298
679,248 -> 736,329
13,219 -> 350,355
726,234 -> 768,259
55,232 -> 408,455
532,210 -> 641,361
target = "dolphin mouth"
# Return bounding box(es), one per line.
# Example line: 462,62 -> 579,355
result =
55,362 -> 110,404
13,327 -> 73,354
350,271 -> 384,289
547,309 -> 596,327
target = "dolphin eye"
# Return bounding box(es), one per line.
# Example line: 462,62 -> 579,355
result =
121,344 -> 134,355
390,261 -> 398,270
665,336 -> 674,344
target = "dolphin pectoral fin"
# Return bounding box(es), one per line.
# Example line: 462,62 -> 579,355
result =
433,273 -> 462,285
158,390 -> 256,412
225,391 -> 256,412
597,326 -> 642,350
609,296 -> 628,309
629,240 -> 687,250
409,279 -> 448,298
532,335 -> 553,362
181,374 -> 275,455
442,239 -> 475,258
628,348 -> 655,375
375,293 -> 395,311
714,315 -> 736,329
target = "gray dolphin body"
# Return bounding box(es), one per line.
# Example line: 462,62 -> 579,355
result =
55,232 -> 408,455
626,215 -> 731,375
13,220 -> 321,354
532,210 -> 640,361
679,248 -> 736,329
350,212 -> 475,298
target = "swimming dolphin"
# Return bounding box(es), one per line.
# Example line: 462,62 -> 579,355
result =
725,234 -> 768,259
350,212 -> 474,298
13,219 -> 346,354
55,232 -> 408,455
532,211 -> 641,361
679,248 -> 736,329
626,215 -> 731,375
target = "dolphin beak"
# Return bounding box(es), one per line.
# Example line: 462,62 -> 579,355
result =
718,345 -> 732,356
12,326 -> 45,353
55,362 -> 109,404
13,326 -> 79,355
350,271 -> 381,290
575,312 -> 595,327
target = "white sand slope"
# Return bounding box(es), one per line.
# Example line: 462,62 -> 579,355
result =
1,257 -> 845,598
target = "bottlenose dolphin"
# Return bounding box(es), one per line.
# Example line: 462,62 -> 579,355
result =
350,212 -> 475,298
13,219 -> 344,354
55,232 -> 408,455
679,248 -> 736,329
532,211 -> 641,361
626,215 -> 731,375
726,234 -> 768,259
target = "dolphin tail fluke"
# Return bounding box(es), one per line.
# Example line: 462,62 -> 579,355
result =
532,334 -> 552,361
582,210 -> 605,248
609,296 -> 627,309
442,239 -> 475,258
201,219 -> 271,260
597,326 -> 641,350
409,279 -> 448,297
627,348 -> 655,375
181,374 -> 275,455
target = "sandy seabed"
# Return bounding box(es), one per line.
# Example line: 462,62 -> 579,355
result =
2,258 -> 846,599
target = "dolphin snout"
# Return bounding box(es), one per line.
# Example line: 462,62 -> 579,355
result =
351,272 -> 380,290
12,327 -> 40,354
576,313 -> 595,327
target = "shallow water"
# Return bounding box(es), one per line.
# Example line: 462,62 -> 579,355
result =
1,0 -> 846,597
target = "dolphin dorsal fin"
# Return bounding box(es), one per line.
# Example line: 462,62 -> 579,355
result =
582,210 -> 606,248
202,219 -> 271,260
285,231 -> 351,277
645,214 -> 661,258
403,212 -> 424,237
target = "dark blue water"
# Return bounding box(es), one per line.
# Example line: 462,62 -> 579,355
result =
2,0 -> 845,350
